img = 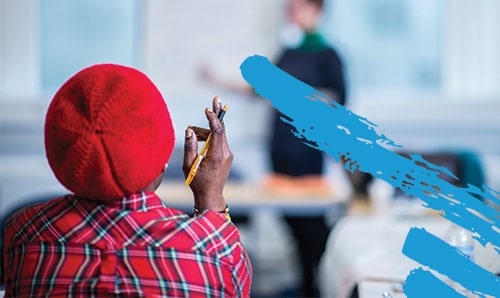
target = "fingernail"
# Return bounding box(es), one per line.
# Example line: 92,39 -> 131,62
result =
185,129 -> 192,138
216,96 -> 221,107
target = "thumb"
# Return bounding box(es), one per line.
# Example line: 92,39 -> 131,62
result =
183,128 -> 198,177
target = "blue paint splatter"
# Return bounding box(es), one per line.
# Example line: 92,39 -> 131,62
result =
403,227 -> 500,297
404,267 -> 467,298
239,54 -> 500,294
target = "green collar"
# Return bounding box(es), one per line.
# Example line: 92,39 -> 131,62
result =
297,31 -> 328,51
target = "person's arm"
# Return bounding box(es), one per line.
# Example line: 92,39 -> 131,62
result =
182,96 -> 232,212
199,65 -> 253,95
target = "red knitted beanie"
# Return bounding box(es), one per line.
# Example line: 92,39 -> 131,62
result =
44,64 -> 175,200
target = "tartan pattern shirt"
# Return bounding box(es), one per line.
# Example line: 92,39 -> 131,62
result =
3,192 -> 252,297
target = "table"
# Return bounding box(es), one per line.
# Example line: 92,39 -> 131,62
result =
318,206 -> 500,298
156,181 -> 348,218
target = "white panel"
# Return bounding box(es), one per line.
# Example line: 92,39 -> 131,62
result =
0,0 -> 39,100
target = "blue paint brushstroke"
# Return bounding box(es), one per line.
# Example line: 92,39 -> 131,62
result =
404,268 -> 467,298
239,55 -> 499,249
239,54 -> 500,294
403,228 -> 500,297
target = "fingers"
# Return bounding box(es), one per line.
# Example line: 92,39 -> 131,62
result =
204,100 -> 233,166
189,97 -> 223,143
212,96 -> 222,116
206,96 -> 226,134
188,96 -> 222,142
184,96 -> 232,206
184,96 -> 229,168
205,107 -> 227,151
189,126 -> 210,141
182,128 -> 198,177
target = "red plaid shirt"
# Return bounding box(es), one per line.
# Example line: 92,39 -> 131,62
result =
3,192 -> 252,297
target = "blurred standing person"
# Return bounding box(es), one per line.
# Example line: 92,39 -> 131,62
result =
267,0 -> 346,185
275,1 -> 347,297
201,0 -> 347,296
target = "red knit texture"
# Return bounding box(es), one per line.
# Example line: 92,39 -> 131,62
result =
44,64 -> 175,200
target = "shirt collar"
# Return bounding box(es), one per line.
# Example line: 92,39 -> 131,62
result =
298,31 -> 329,51
75,191 -> 168,212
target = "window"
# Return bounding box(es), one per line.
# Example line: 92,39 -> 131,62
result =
323,0 -> 442,93
41,0 -> 138,93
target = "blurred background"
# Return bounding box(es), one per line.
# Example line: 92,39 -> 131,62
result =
1,0 -> 499,297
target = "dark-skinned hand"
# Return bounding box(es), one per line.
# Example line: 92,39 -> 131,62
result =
183,96 -> 233,212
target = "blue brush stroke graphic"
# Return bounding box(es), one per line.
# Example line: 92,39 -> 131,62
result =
403,227 -> 500,297
404,268 -> 467,298
239,54 -> 500,295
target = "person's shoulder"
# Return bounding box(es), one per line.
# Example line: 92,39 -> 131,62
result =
321,46 -> 342,57
188,211 -> 242,250
4,196 -> 66,232
276,47 -> 296,59
317,46 -> 344,66
284,46 -> 340,57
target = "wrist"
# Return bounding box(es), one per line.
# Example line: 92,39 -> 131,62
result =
193,193 -> 225,210
193,204 -> 231,221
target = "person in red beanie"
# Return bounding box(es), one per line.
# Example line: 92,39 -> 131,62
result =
2,64 -> 252,297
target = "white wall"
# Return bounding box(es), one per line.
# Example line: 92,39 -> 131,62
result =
1,0 -> 499,192
2,0 -> 500,102
442,0 -> 500,98
140,0 -> 281,141
0,0 -> 39,100
142,0 -> 280,101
